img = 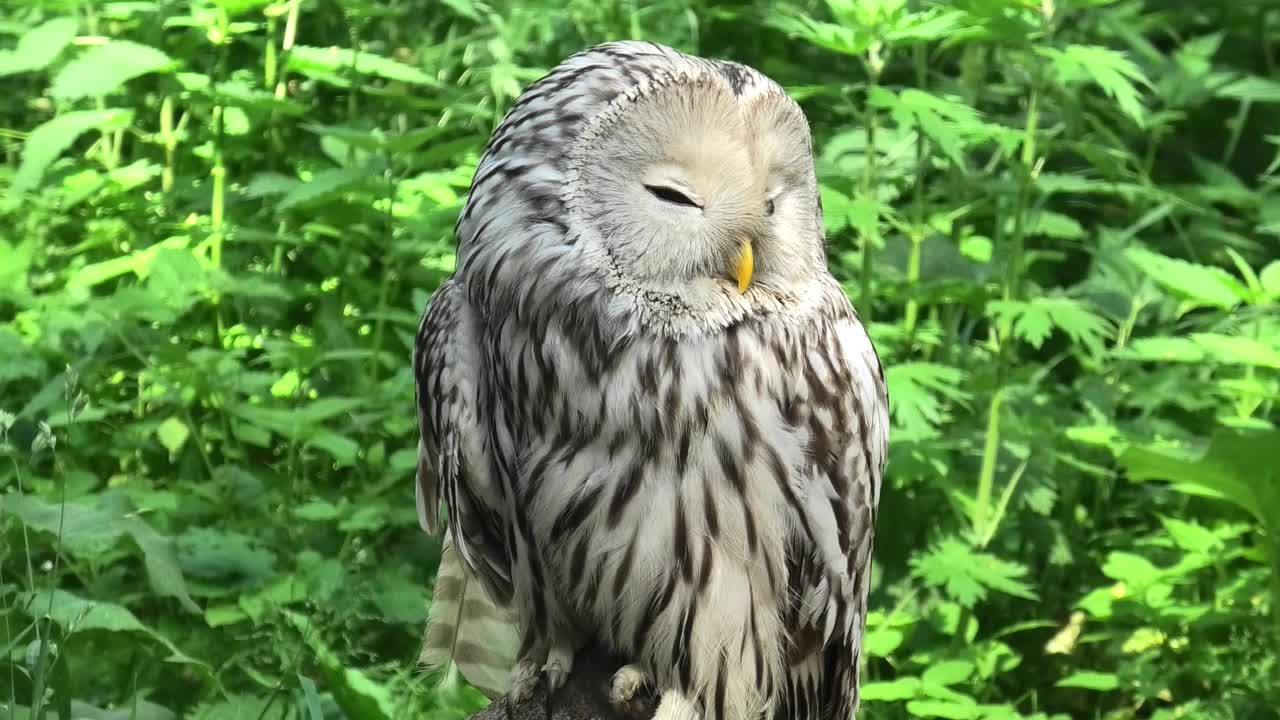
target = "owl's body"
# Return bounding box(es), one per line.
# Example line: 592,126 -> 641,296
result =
416,42 -> 888,720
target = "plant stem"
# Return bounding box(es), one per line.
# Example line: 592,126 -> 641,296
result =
974,388 -> 1003,541
275,0 -> 301,100
210,10 -> 230,343
858,51 -> 881,319
1005,86 -> 1039,303
903,42 -> 929,345
160,95 -> 176,193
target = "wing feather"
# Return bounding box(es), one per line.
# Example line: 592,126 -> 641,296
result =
414,279 -> 518,694
781,297 -> 889,720
419,531 -> 519,699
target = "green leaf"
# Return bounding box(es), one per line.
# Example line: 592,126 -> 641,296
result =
911,538 -> 1037,607
277,166 -> 373,210
1159,517 -> 1220,554
1259,260 -> 1280,300
306,431 -> 360,465
884,362 -> 968,440
1217,75 -> 1280,103
156,416 -> 190,456
1115,336 -> 1205,363
284,610 -> 395,720
767,13 -> 871,57
1056,671 -> 1120,690
1126,247 -> 1247,310
299,675 -> 325,720
1037,45 -> 1149,125
2,492 -> 199,612
176,527 -> 277,595
905,699 -> 979,719
923,661 -> 975,687
1190,333 -> 1280,368
861,677 -> 921,701
0,17 -> 78,76
49,41 -> 176,99
1100,552 -> 1160,585
287,45 -> 439,88
9,109 -> 135,201
863,627 -> 904,657
987,297 -> 1111,356
1119,430 -> 1280,534
19,589 -> 200,664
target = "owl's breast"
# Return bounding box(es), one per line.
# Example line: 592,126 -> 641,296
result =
502,313 -> 817,629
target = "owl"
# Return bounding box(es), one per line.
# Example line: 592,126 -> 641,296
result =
414,41 -> 889,720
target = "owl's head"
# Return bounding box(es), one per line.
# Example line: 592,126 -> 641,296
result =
459,42 -> 829,334
565,47 -> 826,321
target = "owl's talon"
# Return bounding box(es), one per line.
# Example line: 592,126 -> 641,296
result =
609,664 -> 652,710
509,658 -> 542,704
543,643 -> 574,692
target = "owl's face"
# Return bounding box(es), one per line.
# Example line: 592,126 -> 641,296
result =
565,66 -> 826,324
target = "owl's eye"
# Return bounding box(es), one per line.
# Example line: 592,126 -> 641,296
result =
644,184 -> 701,209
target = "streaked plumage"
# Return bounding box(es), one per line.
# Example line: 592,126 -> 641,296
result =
415,41 -> 889,720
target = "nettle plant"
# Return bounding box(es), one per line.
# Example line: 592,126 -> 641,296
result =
770,0 -> 1279,718
1,0 -> 1277,719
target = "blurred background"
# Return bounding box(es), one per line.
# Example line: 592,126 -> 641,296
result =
2,1 -> 1278,718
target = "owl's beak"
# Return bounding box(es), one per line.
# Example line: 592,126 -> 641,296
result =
736,240 -> 753,294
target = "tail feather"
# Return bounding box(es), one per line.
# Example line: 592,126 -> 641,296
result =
420,531 -> 519,699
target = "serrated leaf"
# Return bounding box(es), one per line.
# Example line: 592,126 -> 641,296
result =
277,166 -> 372,210
911,538 -> 1037,607
1056,671 -> 1119,690
1126,247 -> 1247,309
0,17 -> 78,76
884,362 -> 968,440
1037,45 -> 1149,125
50,40 -> 175,99
9,109 -> 135,201
987,297 -> 1111,356
287,45 -> 439,88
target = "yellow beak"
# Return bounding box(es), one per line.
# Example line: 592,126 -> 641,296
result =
736,240 -> 753,294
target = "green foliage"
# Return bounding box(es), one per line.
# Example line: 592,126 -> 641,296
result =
1,1 -> 1277,719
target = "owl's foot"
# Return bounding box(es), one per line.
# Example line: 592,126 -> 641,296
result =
608,663 -> 652,711
508,657 -> 543,704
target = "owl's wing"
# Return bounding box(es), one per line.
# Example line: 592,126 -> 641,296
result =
782,299 -> 889,720
414,278 -> 510,594
414,279 -> 519,689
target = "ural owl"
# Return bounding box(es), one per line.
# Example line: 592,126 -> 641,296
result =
415,40 -> 888,720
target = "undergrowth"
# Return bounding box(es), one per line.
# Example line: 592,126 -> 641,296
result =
2,1 -> 1278,719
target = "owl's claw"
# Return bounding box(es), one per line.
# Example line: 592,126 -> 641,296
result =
609,663 -> 652,711
543,644 -> 574,692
